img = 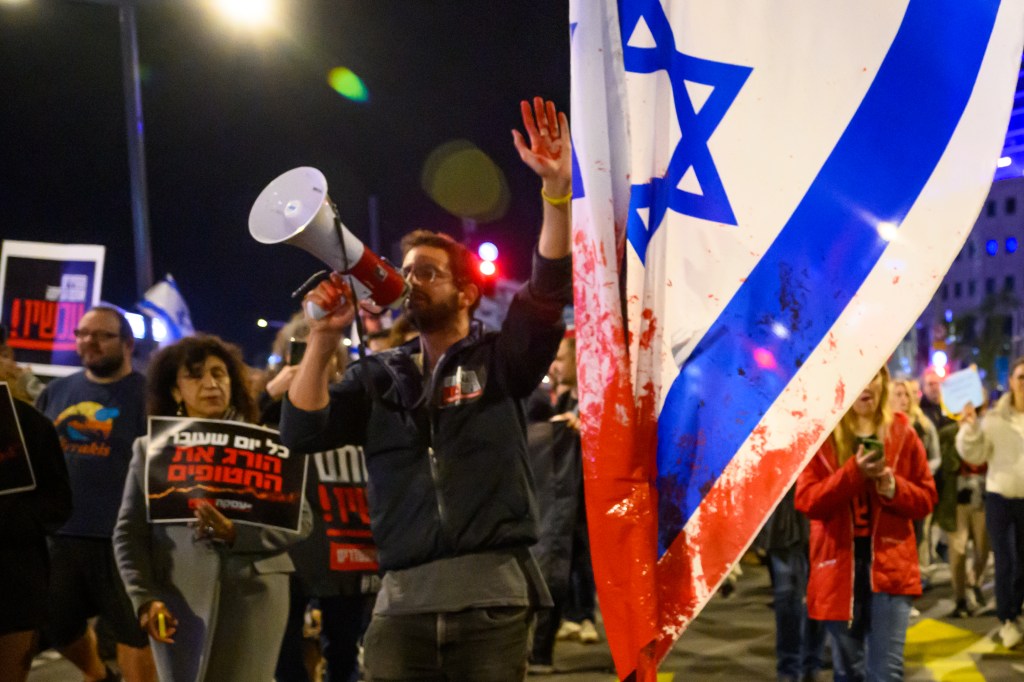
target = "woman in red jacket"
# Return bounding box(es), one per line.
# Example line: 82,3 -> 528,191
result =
796,366 -> 937,681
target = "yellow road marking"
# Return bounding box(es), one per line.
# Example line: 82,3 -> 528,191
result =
905,617 -> 1004,681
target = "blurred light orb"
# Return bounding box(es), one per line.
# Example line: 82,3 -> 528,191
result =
998,156 -> 1012,168
479,261 -> 496,277
152,318 -> 168,342
421,140 -> 510,222
931,350 -> 948,368
257,318 -> 269,328
327,67 -> 369,103
124,312 -> 146,340
214,0 -> 275,27
478,242 -> 499,262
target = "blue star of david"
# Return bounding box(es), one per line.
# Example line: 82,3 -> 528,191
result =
621,0 -> 752,262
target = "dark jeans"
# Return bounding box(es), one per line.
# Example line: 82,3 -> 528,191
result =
769,547 -> 823,678
985,493 -> 1024,622
563,502 -> 596,624
363,607 -> 534,681
276,577 -> 374,682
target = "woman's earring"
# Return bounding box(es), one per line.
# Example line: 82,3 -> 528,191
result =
176,401 -> 185,416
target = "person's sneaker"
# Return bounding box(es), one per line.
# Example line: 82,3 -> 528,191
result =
578,619 -> 600,644
528,663 -> 555,675
1000,619 -> 1024,649
555,619 -> 581,641
948,600 -> 971,619
909,606 -> 921,619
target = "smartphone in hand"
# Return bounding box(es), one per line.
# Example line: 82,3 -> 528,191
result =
859,436 -> 884,462
288,338 -> 307,366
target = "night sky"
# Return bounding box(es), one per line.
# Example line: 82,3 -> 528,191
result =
0,1 -> 570,362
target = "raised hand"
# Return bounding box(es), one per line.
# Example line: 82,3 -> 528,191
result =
512,97 -> 571,195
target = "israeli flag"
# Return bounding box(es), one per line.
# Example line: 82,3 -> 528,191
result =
137,274 -> 195,344
570,0 -> 1024,677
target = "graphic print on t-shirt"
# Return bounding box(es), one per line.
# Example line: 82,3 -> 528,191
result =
53,401 -> 120,457
851,492 -> 872,538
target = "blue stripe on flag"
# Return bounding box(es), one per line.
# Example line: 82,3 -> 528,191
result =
654,0 -> 1000,556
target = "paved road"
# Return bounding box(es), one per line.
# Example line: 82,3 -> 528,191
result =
28,560 -> 1024,681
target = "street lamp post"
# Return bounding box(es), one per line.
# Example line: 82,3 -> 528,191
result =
118,3 -> 154,300
75,0 -> 157,301
75,0 -> 276,301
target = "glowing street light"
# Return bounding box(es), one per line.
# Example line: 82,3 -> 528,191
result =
213,0 -> 275,28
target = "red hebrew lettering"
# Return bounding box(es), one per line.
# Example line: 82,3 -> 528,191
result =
168,465 -> 187,481
243,470 -> 264,489
347,487 -> 371,525
194,465 -> 214,481
318,485 -> 333,522
224,467 -> 244,484
9,300 -> 20,338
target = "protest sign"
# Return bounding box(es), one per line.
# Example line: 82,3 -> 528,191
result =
941,366 -> 986,414
145,417 -> 307,533
307,445 -> 378,573
0,382 -> 35,495
0,240 -> 105,376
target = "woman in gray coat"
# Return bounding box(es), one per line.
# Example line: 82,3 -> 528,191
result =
114,335 -> 312,681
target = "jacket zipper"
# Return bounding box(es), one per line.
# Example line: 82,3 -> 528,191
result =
425,349 -> 454,547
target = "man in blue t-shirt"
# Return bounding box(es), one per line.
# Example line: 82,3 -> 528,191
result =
36,306 -> 154,682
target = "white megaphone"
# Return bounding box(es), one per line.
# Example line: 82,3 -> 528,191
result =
248,167 -> 409,314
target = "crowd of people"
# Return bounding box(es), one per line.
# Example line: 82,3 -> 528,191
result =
0,96 -> 574,682
751,360 -> 1024,682
3,98 -> 1024,682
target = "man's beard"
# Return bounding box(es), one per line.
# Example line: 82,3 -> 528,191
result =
405,290 -> 461,334
85,351 -> 125,378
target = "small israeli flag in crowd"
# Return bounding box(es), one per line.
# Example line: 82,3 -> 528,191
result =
137,274 -> 195,344
569,0 -> 1024,678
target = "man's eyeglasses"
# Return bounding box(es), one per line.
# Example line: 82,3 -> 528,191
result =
73,329 -> 120,342
401,264 -> 452,285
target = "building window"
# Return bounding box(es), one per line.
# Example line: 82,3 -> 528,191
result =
1007,197 -> 1017,214
1008,237 -> 1019,254
986,277 -> 996,295
941,284 -> 949,301
968,280 -> 976,296
954,282 -> 962,298
987,239 -> 999,256
987,200 -> 997,217
1006,276 -> 1015,292
968,240 -> 977,258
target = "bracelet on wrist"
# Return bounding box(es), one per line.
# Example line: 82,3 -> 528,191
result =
541,187 -> 572,206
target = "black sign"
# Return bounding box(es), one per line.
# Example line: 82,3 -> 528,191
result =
145,417 -> 308,533
0,382 -> 35,495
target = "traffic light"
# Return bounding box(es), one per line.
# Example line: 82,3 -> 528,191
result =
477,241 -> 499,296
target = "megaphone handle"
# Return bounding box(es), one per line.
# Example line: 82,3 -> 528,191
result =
332,208 -> 367,360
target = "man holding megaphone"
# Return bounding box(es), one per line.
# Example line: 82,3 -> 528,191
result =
279,97 -> 572,680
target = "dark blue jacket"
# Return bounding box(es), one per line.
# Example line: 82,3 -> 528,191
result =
281,253 -> 570,571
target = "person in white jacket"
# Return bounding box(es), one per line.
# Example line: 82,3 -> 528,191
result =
957,357 -> 1024,649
